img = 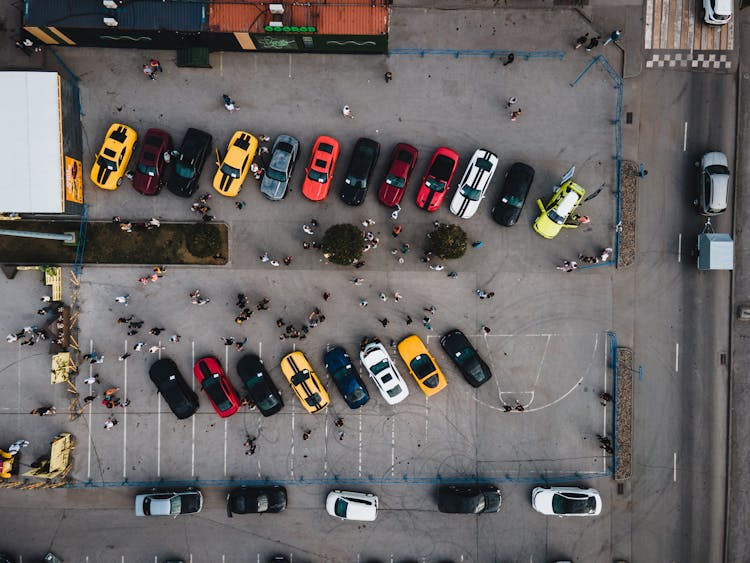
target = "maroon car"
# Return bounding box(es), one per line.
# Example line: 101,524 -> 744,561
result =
378,143 -> 418,207
133,128 -> 172,195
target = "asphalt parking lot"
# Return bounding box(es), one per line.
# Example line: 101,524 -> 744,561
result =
0,7 -> 622,562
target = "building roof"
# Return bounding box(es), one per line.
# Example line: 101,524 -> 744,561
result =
208,0 -> 388,34
25,0 -> 207,31
0,72 -> 64,213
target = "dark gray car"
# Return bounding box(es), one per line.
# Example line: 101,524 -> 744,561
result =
260,134 -> 300,200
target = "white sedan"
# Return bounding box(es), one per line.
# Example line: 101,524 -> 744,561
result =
360,339 -> 409,405
531,486 -> 601,517
449,148 -> 499,218
326,490 -> 378,521
135,489 -> 203,517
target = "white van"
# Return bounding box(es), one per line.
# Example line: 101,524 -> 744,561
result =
326,490 -> 378,521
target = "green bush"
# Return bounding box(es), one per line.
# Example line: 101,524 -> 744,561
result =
322,223 -> 365,265
428,223 -> 467,259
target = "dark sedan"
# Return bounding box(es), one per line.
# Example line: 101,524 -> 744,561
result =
133,128 -> 172,196
437,484 -> 502,513
491,162 -> 535,226
339,137 -> 380,206
148,358 -> 199,419
237,354 -> 284,417
439,329 -> 493,387
260,134 -> 299,200
167,128 -> 213,198
226,485 -> 287,516
324,346 -> 370,409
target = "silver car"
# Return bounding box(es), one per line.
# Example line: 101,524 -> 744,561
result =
260,134 -> 300,200
696,151 -> 730,216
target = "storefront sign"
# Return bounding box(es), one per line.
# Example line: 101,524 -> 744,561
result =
64,156 -> 83,203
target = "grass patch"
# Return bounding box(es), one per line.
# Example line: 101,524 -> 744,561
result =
0,221 -> 228,265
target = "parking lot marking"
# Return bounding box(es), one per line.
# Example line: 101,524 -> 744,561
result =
678,233 -> 682,262
357,410 -> 362,477
288,53 -> 293,78
424,396 -> 429,435
122,345 -> 128,480
191,340 -> 196,477
258,341 -> 262,358
683,121 -> 688,151
674,452 -> 677,481
290,407 -> 295,478
157,389 -> 162,478
675,342 -> 679,372
533,334 -> 553,386
391,418 -> 396,477
224,418 -> 228,477
87,339 -> 93,480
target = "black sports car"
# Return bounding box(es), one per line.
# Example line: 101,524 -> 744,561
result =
491,162 -> 535,226
437,484 -> 502,513
226,486 -> 287,516
167,128 -> 213,198
148,358 -> 199,419
237,354 -> 284,416
439,329 -> 493,387
339,137 -> 380,206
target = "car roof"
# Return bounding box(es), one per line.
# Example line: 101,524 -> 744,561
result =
555,189 -> 582,217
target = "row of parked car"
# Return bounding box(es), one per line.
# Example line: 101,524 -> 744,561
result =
134,483 -> 601,519
89,123 -> 547,227
149,329 -> 491,420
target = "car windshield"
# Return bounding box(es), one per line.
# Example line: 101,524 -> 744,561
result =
258,395 -> 278,411
386,384 -> 403,397
460,185 -> 483,201
425,177 -> 446,192
547,209 -> 566,225
203,374 -> 231,410
308,169 -> 328,183
410,354 -> 436,379
175,162 -> 196,179
501,194 -> 525,208
291,370 -> 311,385
369,358 -> 390,375
137,162 -> 157,176
346,177 -> 365,189
220,162 -> 241,179
453,346 -> 474,365
552,493 -> 596,514
385,174 -> 405,188
96,155 -> 118,171
334,498 -> 349,517
305,393 -> 322,407
346,387 -> 367,404
266,167 -> 286,182
476,157 -> 493,171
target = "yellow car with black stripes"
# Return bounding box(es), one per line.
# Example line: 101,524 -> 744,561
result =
90,123 -> 138,190
280,351 -> 330,413
213,130 -> 258,197
397,335 -> 448,397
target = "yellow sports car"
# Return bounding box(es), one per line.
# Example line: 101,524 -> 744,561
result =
280,351 -> 330,413
90,123 -> 138,190
397,335 -> 447,396
213,131 -> 258,197
533,180 -> 586,239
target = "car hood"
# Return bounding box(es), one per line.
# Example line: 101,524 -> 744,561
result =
492,202 -> 521,226
531,488 -> 554,513
260,175 -> 286,200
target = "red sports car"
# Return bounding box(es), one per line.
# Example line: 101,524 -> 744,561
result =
378,143 -> 418,207
302,135 -> 340,201
193,356 -> 240,418
132,128 -> 172,196
415,147 -> 460,212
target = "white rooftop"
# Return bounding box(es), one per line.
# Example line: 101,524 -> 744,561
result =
0,72 -> 63,213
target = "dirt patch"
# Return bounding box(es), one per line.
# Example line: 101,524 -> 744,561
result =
0,221 -> 228,265
619,161 -> 638,267
615,346 -> 633,481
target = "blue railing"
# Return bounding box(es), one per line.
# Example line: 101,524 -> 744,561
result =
607,331 -> 619,477
389,48 -> 565,60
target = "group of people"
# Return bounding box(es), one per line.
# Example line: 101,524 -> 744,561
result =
189,193 -> 215,222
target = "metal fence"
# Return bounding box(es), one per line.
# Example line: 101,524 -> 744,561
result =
607,331 -> 619,476
389,48 -> 565,60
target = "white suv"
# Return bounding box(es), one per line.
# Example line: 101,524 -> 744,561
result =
360,339 -> 409,405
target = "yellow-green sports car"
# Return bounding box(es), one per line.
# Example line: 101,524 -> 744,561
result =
90,123 -> 138,190
533,180 -> 586,239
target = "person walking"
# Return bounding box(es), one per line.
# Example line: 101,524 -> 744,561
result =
115,294 -> 130,306
142,65 -> 156,80
505,97 -> 518,109
510,108 -> 523,121
384,71 -> 393,83
602,29 -> 621,46
342,105 -> 355,119
223,94 -> 239,112
379,318 -> 389,328
503,53 -> 515,66
574,32 -> 589,49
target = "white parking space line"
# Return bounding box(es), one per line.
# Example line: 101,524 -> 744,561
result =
258,341 -> 262,358
323,416 -> 328,477
87,339 -> 93,480
424,396 -> 429,435
533,334 -> 552,386
288,53 -> 293,78
191,341 -> 196,477
683,121 -> 688,151
390,419 -> 396,477
673,452 -> 678,481
223,418 -> 228,477
122,342 -> 128,480
675,342 -> 680,373
358,411 -> 363,478
678,233 -> 682,262
290,407 -> 295,479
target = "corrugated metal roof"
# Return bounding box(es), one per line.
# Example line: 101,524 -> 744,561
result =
209,0 -> 388,35
25,0 -> 207,31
